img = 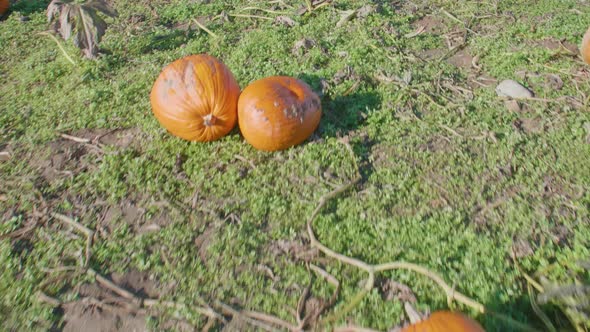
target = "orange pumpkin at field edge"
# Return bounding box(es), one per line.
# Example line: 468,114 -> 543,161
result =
238,76 -> 322,151
150,54 -> 240,142
0,0 -> 9,16
401,311 -> 485,332
581,26 -> 590,65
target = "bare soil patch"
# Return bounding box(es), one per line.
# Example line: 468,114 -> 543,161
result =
62,282 -> 148,332
447,49 -> 473,70
25,128 -> 142,183
61,269 -> 165,332
412,15 -> 447,34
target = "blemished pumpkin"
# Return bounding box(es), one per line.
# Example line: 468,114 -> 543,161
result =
401,311 -> 485,332
150,54 -> 240,142
238,76 -> 321,151
581,26 -> 590,65
0,0 -> 9,16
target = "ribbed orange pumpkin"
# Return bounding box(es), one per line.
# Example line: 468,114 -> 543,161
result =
401,311 -> 485,332
150,54 -> 240,142
0,0 -> 9,16
581,26 -> 590,65
238,76 -> 321,151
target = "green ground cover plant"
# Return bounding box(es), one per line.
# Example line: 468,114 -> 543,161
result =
1,0 -> 589,331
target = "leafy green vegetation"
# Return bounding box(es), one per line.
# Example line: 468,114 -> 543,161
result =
1,0 -> 589,331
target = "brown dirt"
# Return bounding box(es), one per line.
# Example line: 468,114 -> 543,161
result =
36,141 -> 96,183
420,136 -> 454,153
542,175 -> 585,200
378,278 -> 416,303
535,38 -> 578,53
292,38 -> 316,55
467,74 -> 497,89
26,128 -> 143,183
159,319 -> 198,332
514,117 -> 544,134
447,49 -> 474,70
99,199 -> 174,234
97,128 -> 143,149
301,296 -> 325,327
511,237 -> 534,258
101,204 -> 144,230
62,301 -> 148,332
417,48 -> 446,61
194,222 -> 219,263
370,142 -> 422,171
60,269 -> 166,332
549,225 -> 571,246
268,238 -> 319,263
110,269 -> 160,299
62,282 -> 148,332
412,15 -> 447,34
514,70 -> 568,94
545,74 -> 564,90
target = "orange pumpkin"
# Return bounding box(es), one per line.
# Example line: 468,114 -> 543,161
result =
401,311 -> 485,332
582,26 -> 590,65
238,76 -> 321,151
0,0 -> 8,16
150,54 -> 240,142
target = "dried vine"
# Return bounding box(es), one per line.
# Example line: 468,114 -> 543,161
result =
306,141 -> 486,329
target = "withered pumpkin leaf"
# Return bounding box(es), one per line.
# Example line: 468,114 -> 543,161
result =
47,0 -> 117,59
84,0 -> 117,17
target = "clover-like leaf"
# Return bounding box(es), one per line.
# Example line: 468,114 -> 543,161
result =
47,0 -> 117,59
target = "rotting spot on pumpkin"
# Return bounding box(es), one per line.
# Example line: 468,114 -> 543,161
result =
274,101 -> 279,107
291,104 -> 298,117
283,108 -> 289,117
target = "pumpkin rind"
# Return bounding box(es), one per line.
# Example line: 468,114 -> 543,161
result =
582,26 -> 590,65
0,0 -> 9,16
401,311 -> 485,332
150,54 -> 240,142
238,76 -> 322,151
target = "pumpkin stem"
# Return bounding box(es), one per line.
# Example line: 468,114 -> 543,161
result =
203,114 -> 217,127
404,302 -> 424,324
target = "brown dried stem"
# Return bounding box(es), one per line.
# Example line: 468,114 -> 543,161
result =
52,213 -> 94,267
216,301 -> 279,331
37,291 -> 62,307
309,264 -> 339,287
306,141 -> 486,328
192,18 -> 218,38
243,310 -> 300,331
60,133 -> 91,143
38,32 -> 77,65
87,268 -> 142,306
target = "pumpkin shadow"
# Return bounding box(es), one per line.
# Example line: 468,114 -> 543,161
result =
480,264 -> 587,332
298,73 -> 382,138
298,73 -> 381,184
479,290 -> 577,331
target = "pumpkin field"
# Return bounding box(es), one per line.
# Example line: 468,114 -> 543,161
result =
1,0 -> 590,331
